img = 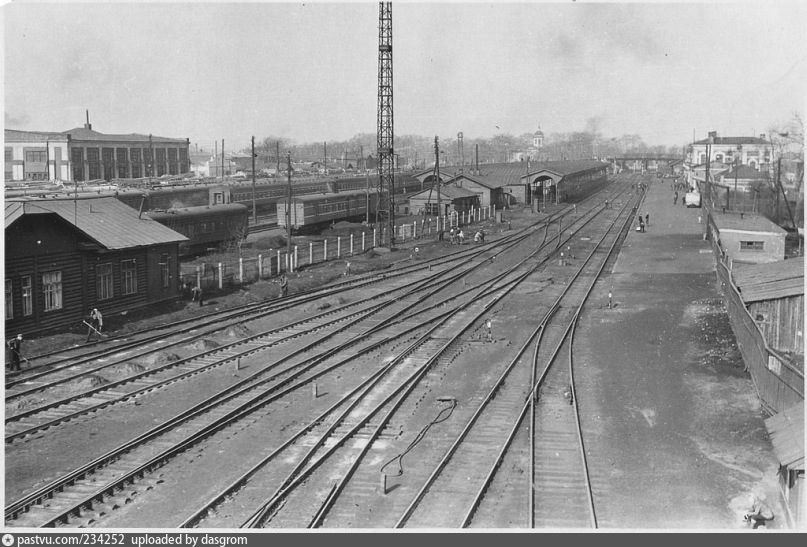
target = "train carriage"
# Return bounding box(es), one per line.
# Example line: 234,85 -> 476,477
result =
146,203 -> 249,256
277,189 -> 378,233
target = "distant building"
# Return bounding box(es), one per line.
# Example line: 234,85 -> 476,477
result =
688,132 -> 774,172
412,159 -> 609,210
4,117 -> 191,183
5,196 -> 187,337
719,165 -> 770,193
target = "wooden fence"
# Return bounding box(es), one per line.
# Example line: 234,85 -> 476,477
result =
707,214 -> 804,414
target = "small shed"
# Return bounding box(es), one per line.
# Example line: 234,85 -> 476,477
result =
407,185 -> 479,217
764,402 -> 804,529
714,213 -> 788,264
732,258 -> 804,354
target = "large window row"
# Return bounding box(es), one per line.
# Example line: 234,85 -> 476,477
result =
4,260 -> 143,322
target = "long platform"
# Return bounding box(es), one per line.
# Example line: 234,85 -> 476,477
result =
575,173 -> 785,529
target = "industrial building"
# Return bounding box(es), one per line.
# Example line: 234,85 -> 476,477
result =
4,117 -> 191,183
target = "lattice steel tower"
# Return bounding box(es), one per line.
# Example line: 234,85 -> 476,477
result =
377,2 -> 394,245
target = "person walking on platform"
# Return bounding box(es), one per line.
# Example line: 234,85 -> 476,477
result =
279,273 -> 288,297
485,318 -> 493,342
7,334 -> 23,371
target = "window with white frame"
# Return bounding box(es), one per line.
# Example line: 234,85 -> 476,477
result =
96,263 -> 113,300
42,271 -> 62,311
160,254 -> 170,289
121,259 -> 138,295
22,275 -> 32,316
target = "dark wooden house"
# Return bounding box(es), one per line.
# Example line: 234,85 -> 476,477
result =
5,196 -> 187,337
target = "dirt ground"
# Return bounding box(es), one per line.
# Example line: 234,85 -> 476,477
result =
17,209 -> 526,358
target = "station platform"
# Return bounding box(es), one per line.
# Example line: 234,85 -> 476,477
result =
574,174 -> 784,529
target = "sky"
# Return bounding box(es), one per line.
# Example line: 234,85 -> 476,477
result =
3,1 -> 807,153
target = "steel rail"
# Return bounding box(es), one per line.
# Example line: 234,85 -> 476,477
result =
395,187 -> 638,528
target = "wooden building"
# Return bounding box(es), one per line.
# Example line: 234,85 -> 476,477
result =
764,402 -> 804,529
5,197 -> 187,337
732,258 -> 804,355
406,185 -> 480,217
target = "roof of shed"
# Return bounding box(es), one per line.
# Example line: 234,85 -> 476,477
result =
5,197 -> 187,249
764,402 -> 804,469
732,258 -> 805,302
417,160 -> 609,189
409,185 -> 478,200
527,159 -> 611,177
713,213 -> 788,234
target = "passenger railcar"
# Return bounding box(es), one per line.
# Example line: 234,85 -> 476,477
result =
146,203 -> 249,256
277,190 -> 378,233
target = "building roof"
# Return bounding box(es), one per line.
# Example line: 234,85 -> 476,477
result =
5,197 -> 187,249
720,165 -> 769,180
409,185 -> 478,200
764,402 -> 804,469
732,258 -> 805,303
4,129 -> 69,142
713,213 -> 788,234
693,136 -> 770,146
418,159 -> 609,189
61,127 -> 187,144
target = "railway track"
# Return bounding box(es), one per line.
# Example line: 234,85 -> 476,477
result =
6,193 -> 593,525
5,178 -> 642,528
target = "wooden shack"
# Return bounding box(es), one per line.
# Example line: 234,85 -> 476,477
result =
732,258 -> 804,355
764,402 -> 804,529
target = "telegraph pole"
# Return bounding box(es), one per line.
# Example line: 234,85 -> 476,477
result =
251,136 -> 257,222
434,136 -> 442,240
286,151 -> 293,271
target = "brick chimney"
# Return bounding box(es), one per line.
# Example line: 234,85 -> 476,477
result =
84,109 -> 92,130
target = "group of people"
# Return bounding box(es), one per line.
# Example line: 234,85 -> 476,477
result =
636,213 -> 650,233
448,227 -> 465,245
